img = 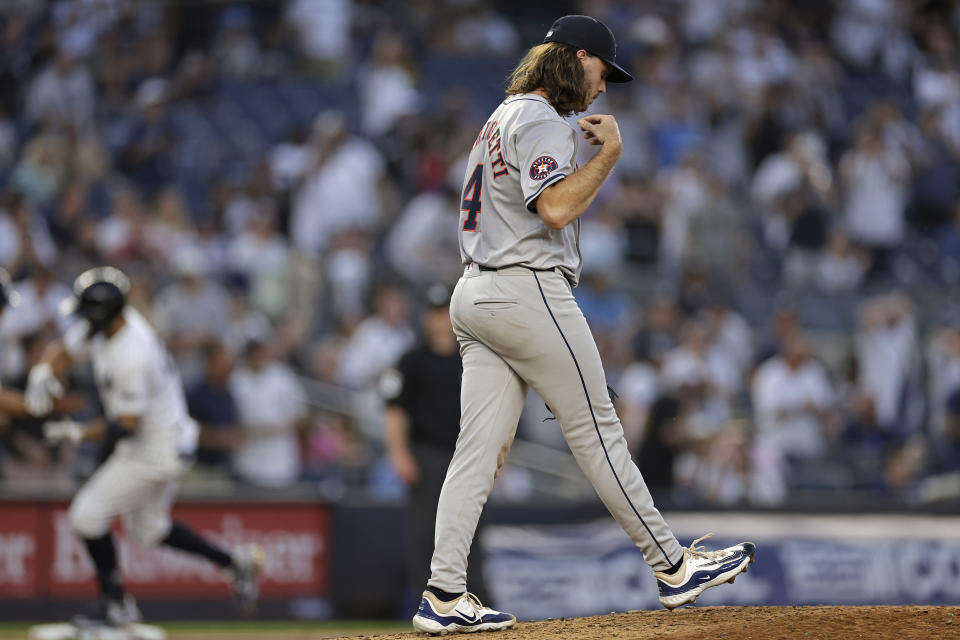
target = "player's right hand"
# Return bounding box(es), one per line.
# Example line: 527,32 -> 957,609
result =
43,420 -> 83,445
25,362 -> 64,416
577,114 -> 622,149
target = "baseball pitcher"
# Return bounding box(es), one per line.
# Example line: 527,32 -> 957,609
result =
412,15 -> 756,635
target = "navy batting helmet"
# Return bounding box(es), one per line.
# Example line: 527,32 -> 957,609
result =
62,266 -> 130,335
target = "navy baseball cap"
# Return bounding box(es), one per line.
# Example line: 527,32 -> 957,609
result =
543,15 -> 633,83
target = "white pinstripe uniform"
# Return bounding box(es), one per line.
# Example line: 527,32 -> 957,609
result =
66,307 -> 198,546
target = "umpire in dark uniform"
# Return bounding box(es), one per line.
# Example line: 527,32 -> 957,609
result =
381,283 -> 490,612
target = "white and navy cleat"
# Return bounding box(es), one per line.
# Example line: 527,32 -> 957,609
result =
229,544 -> 265,613
412,591 -> 516,635
654,534 -> 756,610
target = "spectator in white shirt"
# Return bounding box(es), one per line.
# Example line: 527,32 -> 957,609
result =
752,332 -> 838,462
855,292 -> 921,437
290,111 -> 388,258
840,125 -> 910,262
337,284 -> 414,390
230,339 -> 308,488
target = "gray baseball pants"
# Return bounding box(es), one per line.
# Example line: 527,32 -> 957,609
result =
428,266 -> 684,594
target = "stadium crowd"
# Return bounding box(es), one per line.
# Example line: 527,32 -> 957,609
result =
1,0 -> 960,507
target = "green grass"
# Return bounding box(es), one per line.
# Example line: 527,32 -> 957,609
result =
0,620 -> 412,639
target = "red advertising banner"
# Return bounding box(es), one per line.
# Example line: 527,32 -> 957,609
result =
0,502 -> 329,599
0,504 -> 40,598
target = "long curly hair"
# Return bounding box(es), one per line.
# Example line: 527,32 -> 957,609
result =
505,42 -> 588,117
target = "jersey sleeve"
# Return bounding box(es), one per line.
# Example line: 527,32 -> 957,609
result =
381,352 -> 412,410
62,320 -> 91,362
515,120 -> 577,211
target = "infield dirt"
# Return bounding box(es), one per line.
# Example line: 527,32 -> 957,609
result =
330,606 -> 960,640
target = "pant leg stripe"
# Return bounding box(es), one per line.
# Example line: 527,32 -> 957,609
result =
533,272 -> 675,566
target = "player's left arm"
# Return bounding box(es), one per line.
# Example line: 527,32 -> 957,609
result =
43,414 -> 139,446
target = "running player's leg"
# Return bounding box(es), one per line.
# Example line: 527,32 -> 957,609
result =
428,337 -> 527,594
483,270 -> 684,571
70,455 -> 159,603
127,474 -> 263,611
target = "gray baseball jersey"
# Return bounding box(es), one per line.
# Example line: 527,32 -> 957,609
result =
458,93 -> 583,286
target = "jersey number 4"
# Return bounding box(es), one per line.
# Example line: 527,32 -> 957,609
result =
461,164 -> 482,232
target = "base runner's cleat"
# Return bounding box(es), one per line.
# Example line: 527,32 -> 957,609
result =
412,591 -> 516,635
654,534 -> 756,610
229,544 -> 265,613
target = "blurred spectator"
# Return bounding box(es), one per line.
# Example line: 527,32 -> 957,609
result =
926,324 -> 960,441
938,200 -> 960,268
144,186 -> 198,267
222,286 -> 272,357
118,78 -> 177,198
1,266 -> 71,340
752,332 -> 838,463
267,126 -> 312,193
656,152 -> 710,276
447,5 -> 520,56
855,292 -> 923,440
226,203 -> 290,319
291,110 -> 388,258
284,0 -> 352,67
230,339 -> 308,488
684,175 -> 749,285
358,31 -> 420,138
579,206 -> 629,278
337,283 -> 414,390
575,272 -> 633,336
635,395 -> 682,494
750,131 -> 833,253
616,349 -> 661,454
10,132 -> 69,205
185,341 -> 241,487
830,0 -> 915,77
702,295 -> 754,375
152,247 -> 230,379
384,188 -> 462,288
815,229 -> 869,293
660,320 -> 739,437
840,124 -> 910,270
902,109 -> 956,233
780,188 -> 829,290
631,295 -> 679,366
96,184 -> 147,264
211,6 -> 261,80
0,193 -> 58,271
24,40 -> 94,134
0,104 -> 17,169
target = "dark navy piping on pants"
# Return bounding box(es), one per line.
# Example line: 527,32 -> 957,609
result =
533,271 -> 679,567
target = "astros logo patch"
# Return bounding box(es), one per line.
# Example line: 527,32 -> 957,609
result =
529,155 -> 559,180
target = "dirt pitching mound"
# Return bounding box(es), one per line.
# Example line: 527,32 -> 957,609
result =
360,606 -> 960,640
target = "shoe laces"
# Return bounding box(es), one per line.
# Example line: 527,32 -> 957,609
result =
685,533 -> 727,561
463,592 -> 486,612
